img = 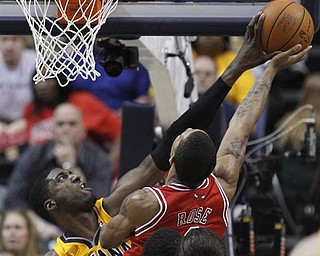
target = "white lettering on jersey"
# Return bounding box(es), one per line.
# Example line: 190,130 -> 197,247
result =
177,207 -> 212,226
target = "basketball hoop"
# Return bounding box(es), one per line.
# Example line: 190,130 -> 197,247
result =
16,0 -> 118,86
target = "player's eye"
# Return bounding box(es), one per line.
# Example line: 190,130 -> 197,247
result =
58,175 -> 66,182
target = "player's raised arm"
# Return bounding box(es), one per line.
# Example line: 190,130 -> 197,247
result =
214,44 -> 312,200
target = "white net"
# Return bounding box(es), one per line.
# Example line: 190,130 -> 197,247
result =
16,0 -> 118,86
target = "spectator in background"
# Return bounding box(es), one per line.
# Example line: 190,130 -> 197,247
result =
180,228 -> 226,256
0,36 -> 36,151
72,41 -> 152,114
5,103 -> 114,241
0,209 -> 42,256
192,36 -> 255,107
142,228 -> 182,256
276,72 -> 320,231
23,72 -> 121,173
24,71 -> 121,146
193,55 -> 218,98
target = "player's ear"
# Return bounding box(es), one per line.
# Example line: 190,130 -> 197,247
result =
44,199 -> 57,211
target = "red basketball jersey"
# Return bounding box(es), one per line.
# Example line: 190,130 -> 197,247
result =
124,173 -> 229,256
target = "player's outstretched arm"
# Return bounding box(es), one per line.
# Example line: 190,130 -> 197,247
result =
102,12 -> 279,218
214,44 -> 312,200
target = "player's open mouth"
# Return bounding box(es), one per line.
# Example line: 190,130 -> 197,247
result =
80,182 -> 92,192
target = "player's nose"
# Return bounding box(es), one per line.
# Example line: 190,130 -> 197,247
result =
69,173 -> 81,183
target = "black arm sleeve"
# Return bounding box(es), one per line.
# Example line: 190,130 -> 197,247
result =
151,77 -> 231,171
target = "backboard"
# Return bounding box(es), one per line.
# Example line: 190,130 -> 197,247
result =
0,0 -> 319,37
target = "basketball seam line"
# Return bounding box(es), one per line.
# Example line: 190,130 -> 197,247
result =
279,6 -> 306,51
266,1 -> 295,53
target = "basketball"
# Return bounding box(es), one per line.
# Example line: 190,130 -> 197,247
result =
260,0 -> 314,54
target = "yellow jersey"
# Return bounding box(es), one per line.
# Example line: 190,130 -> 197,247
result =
53,198 -> 131,256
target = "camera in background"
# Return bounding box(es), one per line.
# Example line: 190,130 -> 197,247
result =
97,37 -> 139,77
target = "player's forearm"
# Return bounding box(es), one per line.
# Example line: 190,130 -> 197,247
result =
229,66 -> 275,132
100,214 -> 132,249
214,67 -> 275,198
220,59 -> 248,88
100,226 -> 126,249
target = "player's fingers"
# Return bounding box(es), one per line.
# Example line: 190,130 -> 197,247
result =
263,50 -> 280,61
246,11 -> 262,39
287,44 -> 303,55
254,13 -> 265,42
293,45 -> 312,62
